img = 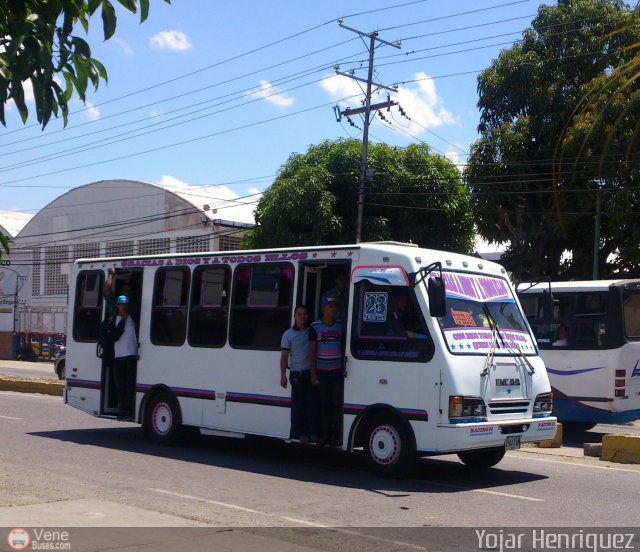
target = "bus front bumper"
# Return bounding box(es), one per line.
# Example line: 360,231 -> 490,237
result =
435,416 -> 558,452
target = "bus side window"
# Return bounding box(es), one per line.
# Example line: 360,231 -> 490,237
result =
188,266 -> 230,348
351,282 -> 434,362
229,264 -> 294,350
151,267 -> 190,346
73,271 -> 104,342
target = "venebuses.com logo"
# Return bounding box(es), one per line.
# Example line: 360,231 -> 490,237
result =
6,528 -> 71,550
6,528 -> 30,551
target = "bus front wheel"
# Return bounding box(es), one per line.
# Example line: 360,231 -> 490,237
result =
363,414 -> 416,476
143,393 -> 184,445
457,447 -> 505,469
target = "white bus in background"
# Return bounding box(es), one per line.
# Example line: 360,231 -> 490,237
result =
65,242 -> 556,475
518,280 -> 640,430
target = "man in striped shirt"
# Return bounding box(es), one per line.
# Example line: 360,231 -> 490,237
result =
309,296 -> 345,446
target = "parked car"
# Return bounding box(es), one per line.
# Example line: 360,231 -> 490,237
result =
54,345 -> 66,380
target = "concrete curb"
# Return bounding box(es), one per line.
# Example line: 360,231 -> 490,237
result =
0,377 -> 63,396
602,434 -> 640,464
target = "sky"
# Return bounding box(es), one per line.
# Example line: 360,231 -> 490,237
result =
1,0 -> 552,225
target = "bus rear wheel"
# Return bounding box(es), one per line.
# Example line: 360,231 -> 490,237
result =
363,414 -> 415,477
143,393 -> 184,445
457,447 -> 505,469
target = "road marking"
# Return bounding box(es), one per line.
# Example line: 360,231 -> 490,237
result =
0,414 -> 22,420
509,453 -> 640,474
425,481 -> 544,502
150,488 -> 268,516
149,488 -> 426,550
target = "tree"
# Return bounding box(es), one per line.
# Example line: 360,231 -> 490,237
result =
0,0 -> 170,128
242,138 -> 475,252
466,0 -> 640,280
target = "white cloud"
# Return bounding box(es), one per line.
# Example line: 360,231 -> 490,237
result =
392,72 -> 459,133
84,101 -> 100,121
445,151 -> 465,172
249,80 -> 294,107
156,175 -> 256,224
149,110 -> 164,118
149,30 -> 192,51
320,71 -> 459,136
247,187 -> 261,195
319,74 -> 363,107
112,36 -> 133,55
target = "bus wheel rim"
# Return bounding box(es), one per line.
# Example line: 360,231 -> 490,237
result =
369,424 -> 401,465
152,402 -> 173,436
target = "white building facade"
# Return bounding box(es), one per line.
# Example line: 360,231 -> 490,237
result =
0,179 -> 254,359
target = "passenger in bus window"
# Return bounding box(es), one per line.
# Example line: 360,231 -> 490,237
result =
309,296 -> 345,447
279,305 -> 319,443
322,272 -> 347,321
552,324 -> 568,347
104,268 -> 132,317
112,295 -> 138,421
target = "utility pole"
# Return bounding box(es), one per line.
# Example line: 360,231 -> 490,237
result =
333,20 -> 400,243
592,187 -> 601,280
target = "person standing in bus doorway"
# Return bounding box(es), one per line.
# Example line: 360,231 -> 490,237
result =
112,295 -> 138,421
104,268 -> 133,318
309,296 -> 345,446
280,305 -> 318,443
322,272 -> 347,321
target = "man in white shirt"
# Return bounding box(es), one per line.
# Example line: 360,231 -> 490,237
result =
113,295 -> 138,421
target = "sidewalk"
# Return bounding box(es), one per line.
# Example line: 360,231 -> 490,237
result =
0,359 -> 62,395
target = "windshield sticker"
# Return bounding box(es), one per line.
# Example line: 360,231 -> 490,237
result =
451,309 -> 476,327
443,328 -> 536,353
439,272 -> 513,303
363,292 -> 388,322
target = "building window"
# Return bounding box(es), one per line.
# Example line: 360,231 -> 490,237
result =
32,248 -> 41,296
176,235 -> 211,253
73,271 -> 104,342
219,235 -> 242,251
137,238 -> 170,256
105,240 -> 134,258
351,282 -> 434,362
229,264 -> 293,350
72,243 -> 100,261
188,266 -> 230,348
151,267 -> 190,346
44,246 -> 69,296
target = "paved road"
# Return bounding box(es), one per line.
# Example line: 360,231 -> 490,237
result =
0,359 -> 57,380
1,391 -> 639,543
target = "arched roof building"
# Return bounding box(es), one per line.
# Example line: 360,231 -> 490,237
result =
1,179 -> 255,359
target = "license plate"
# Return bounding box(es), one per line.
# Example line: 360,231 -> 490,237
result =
505,435 -> 521,450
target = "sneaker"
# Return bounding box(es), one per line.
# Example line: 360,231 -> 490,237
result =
309,435 -> 319,444
299,435 -> 310,444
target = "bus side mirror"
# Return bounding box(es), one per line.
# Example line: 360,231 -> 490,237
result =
428,277 -> 446,318
542,290 -> 554,323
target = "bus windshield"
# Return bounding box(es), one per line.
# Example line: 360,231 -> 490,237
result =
436,272 -> 536,355
623,291 -> 640,339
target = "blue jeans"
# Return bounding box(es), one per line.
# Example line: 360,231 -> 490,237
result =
289,370 -> 319,439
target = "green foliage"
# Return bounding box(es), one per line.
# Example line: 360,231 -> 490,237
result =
466,0 -> 640,280
0,0 -> 169,128
243,138 -> 474,253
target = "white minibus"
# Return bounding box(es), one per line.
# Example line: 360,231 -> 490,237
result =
518,280 -> 640,430
66,242 -> 556,474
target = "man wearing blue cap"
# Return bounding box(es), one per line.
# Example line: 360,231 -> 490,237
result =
113,295 -> 138,421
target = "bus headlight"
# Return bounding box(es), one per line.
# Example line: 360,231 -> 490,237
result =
449,396 -> 486,419
533,392 -> 553,412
